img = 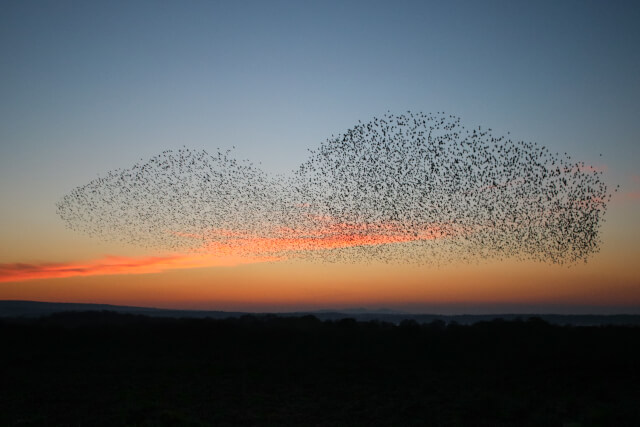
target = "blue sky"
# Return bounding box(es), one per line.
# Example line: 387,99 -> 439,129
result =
1,0 -> 639,312
3,0 -> 638,174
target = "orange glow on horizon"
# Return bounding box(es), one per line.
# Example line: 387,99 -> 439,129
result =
1,258 -> 638,313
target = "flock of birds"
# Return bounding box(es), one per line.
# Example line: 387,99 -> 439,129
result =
57,112 -> 613,265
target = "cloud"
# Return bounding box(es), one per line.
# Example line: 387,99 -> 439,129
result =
623,191 -> 640,201
199,222 -> 451,256
577,164 -> 607,173
608,174 -> 640,203
0,221 -> 450,283
0,253 -> 278,283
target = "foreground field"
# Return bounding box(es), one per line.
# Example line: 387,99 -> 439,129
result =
1,312 -> 639,426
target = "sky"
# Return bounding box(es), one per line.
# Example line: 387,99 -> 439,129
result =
1,0 -> 639,314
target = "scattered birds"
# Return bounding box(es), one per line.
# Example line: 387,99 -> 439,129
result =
57,112 -> 612,265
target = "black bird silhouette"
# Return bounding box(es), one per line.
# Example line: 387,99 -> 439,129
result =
57,112 -> 611,265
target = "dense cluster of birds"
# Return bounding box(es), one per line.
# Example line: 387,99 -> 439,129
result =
57,112 -> 613,265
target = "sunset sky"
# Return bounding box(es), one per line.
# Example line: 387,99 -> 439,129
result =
1,0 -> 639,313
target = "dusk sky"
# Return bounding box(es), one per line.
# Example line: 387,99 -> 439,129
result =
1,0 -> 639,313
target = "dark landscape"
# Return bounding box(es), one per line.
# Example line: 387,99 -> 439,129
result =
3,300 -> 640,326
2,302 -> 639,426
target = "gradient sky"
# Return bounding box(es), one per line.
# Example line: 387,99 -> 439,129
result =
1,0 -> 639,314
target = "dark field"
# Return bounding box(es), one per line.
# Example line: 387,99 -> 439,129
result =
1,312 -> 639,426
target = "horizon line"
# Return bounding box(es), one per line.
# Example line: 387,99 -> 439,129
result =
1,299 -> 639,316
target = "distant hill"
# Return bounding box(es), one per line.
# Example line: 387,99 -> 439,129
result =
0,300 -> 244,319
2,300 -> 640,326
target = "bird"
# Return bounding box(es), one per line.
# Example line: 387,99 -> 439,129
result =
56,111 -> 611,266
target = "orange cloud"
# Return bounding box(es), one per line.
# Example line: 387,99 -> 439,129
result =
624,191 -> 640,201
576,164 -> 607,173
0,253 -> 280,283
1,222 -> 450,283
197,222 -> 451,255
